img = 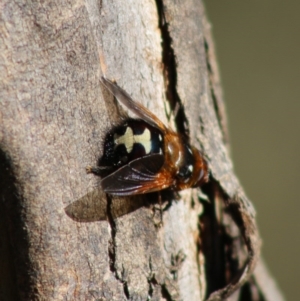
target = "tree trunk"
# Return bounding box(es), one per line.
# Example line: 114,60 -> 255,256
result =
0,0 -> 285,300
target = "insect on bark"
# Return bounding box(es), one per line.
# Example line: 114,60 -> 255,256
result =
87,77 -> 209,195
65,77 -> 261,301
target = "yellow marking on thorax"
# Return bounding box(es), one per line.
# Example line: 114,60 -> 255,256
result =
134,128 -> 151,154
114,127 -> 134,153
114,127 -> 152,154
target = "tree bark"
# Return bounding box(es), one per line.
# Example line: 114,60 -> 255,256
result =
0,0 -> 285,301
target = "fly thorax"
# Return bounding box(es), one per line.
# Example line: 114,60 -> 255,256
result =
107,119 -> 164,167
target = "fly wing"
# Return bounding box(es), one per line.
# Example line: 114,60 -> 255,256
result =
101,77 -> 167,132
101,153 -> 173,195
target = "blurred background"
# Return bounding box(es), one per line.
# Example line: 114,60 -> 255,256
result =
204,1 -> 299,300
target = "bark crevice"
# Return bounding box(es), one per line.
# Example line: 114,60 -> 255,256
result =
155,0 -> 189,137
106,195 -> 130,300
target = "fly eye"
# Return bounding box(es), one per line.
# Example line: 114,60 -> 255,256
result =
177,164 -> 194,182
176,144 -> 195,183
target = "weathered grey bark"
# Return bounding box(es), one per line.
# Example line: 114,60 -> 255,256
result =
0,0 -> 285,301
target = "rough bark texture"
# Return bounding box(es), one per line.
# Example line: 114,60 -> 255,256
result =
0,0 -> 285,301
